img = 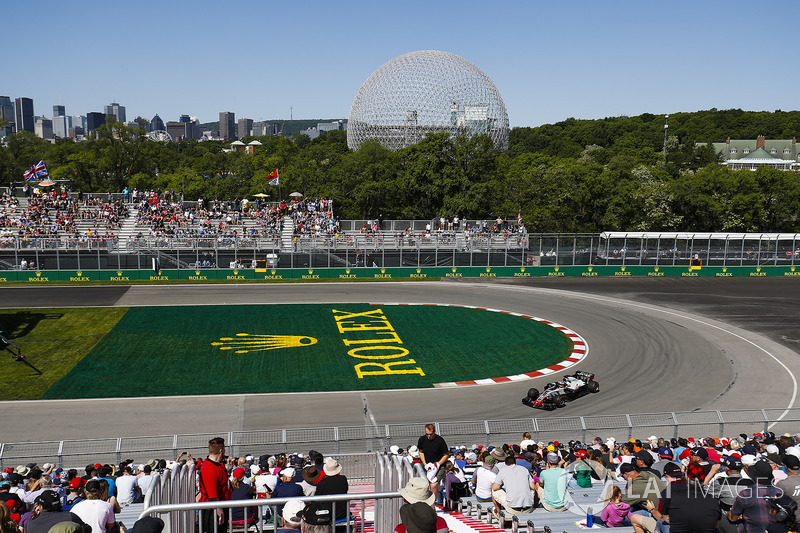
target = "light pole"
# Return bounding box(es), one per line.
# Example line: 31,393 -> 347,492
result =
663,114 -> 669,158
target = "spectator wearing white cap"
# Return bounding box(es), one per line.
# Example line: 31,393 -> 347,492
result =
267,468 -> 302,519
276,498 -> 304,533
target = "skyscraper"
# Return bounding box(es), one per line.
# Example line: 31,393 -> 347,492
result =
53,115 -> 72,139
150,114 -> 165,132
0,96 -> 13,136
53,105 -> 66,117
14,97 -> 34,133
35,118 -> 53,140
238,118 -> 253,139
219,111 -> 235,140
86,112 -> 106,134
104,102 -> 126,123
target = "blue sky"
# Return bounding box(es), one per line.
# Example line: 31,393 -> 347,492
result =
5,0 -> 797,128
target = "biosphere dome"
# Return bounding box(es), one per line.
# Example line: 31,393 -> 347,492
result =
347,50 -> 509,151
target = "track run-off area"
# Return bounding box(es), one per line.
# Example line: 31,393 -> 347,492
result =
0,277 -> 799,442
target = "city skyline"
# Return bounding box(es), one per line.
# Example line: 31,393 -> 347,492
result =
4,0 -> 799,130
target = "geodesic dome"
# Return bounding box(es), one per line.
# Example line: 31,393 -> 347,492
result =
347,50 -> 509,151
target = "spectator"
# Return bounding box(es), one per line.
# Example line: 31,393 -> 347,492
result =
26,490 -> 87,533
600,486 -> 631,528
533,452 -> 568,512
0,502 -> 18,533
775,454 -> 800,523
492,453 -> 537,516
129,517 -> 164,533
394,478 -> 447,533
268,468 -> 302,519
277,499 -> 304,533
0,481 -> 22,515
299,467 -> 320,497
114,466 -> 139,507
470,455 -> 496,503
136,465 -> 155,499
566,449 -> 593,488
229,467 -> 256,526
703,455 -> 751,533
197,437 -> 232,533
649,463 -> 719,533
63,478 -> 86,512
417,424 -> 448,505
69,480 -> 115,533
766,495 -> 798,533
315,458 -> 348,522
619,462 -> 666,513
729,460 -> 782,533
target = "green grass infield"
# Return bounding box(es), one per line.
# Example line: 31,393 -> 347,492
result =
32,304 -> 574,399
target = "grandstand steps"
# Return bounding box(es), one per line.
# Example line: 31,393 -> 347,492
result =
281,216 -> 294,251
118,208 -> 140,240
116,502 -> 144,529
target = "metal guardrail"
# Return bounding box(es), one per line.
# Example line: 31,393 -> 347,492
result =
2,409 -> 798,470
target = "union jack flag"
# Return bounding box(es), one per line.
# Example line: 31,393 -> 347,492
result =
23,160 -> 48,181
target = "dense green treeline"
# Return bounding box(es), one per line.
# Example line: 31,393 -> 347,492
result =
1,108 -> 799,232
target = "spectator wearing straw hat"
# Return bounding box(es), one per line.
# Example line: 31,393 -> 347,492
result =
394,478 -> 447,533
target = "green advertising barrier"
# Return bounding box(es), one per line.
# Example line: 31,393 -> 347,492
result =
6,265 -> 800,283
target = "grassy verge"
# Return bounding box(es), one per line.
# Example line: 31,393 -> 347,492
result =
0,307 -> 128,400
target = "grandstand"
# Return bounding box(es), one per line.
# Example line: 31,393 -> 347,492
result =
2,411 -> 797,533
2,189 -> 799,271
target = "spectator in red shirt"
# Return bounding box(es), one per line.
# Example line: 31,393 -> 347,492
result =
198,437 -> 232,533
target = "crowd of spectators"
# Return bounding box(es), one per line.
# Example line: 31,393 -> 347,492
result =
387,429 -> 800,533
7,430 -> 800,533
0,437 -> 351,533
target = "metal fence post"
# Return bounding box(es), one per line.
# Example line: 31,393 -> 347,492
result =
716,411 -> 724,437
173,434 -> 179,460
116,437 -> 122,466
282,429 -> 287,454
625,414 -> 633,441
671,413 -> 679,440
334,427 -> 340,454
579,417 -> 587,443
531,418 -> 539,443
484,420 -> 491,448
762,409 -> 770,433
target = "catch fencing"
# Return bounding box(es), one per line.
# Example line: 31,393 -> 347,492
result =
1,409 -> 798,470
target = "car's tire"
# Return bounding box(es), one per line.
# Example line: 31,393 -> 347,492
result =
556,395 -> 566,408
588,380 -> 599,393
527,388 -> 540,400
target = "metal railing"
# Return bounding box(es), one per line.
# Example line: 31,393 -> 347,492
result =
134,452 -> 411,533
2,409 -> 798,470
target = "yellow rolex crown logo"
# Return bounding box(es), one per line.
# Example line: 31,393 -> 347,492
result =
76,271 -> 82,276
416,268 -> 421,273
36,271 -> 41,277
654,267 -> 658,272
621,266 -> 626,271
308,269 -> 313,274
212,333 -> 318,354
451,267 -> 457,272
520,267 -> 525,272
346,268 -> 351,274
554,266 -> 559,272
195,270 -> 200,275
271,269 -> 276,275
588,266 -> 593,272
792,266 -> 796,272
723,267 -> 728,272
381,268 -> 386,273
117,271 -> 123,276
233,269 -> 238,275
757,266 -> 762,272
486,267 -> 491,272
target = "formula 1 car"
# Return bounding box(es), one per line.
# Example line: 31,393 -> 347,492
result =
521,371 -> 599,410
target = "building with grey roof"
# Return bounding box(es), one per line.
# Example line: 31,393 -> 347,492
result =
712,135 -> 799,170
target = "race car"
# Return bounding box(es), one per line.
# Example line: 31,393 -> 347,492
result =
521,371 -> 599,410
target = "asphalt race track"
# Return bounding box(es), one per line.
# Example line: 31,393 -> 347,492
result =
0,278 -> 798,442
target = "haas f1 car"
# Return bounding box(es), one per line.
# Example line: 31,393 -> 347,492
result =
522,371 -> 599,410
